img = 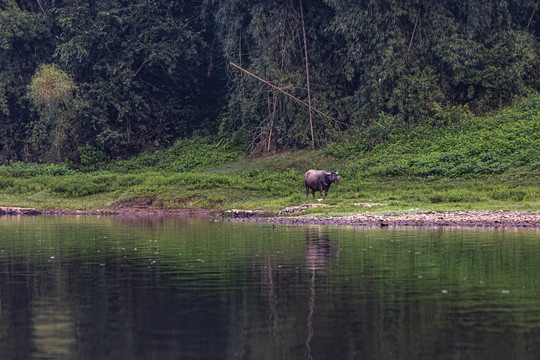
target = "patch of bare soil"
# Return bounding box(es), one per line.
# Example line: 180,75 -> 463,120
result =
110,195 -> 158,209
101,195 -> 209,215
0,207 -> 41,215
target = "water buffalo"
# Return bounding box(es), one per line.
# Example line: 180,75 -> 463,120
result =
304,169 -> 339,201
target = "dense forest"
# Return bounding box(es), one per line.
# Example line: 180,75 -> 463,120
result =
1,0 -> 539,164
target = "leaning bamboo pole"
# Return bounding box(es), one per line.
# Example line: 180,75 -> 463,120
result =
299,0 -> 314,150
229,62 -> 334,122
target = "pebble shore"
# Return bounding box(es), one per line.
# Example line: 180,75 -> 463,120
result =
228,210 -> 540,228
1,206 -> 538,228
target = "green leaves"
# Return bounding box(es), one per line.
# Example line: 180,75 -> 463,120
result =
27,64 -> 82,162
110,137 -> 242,173
333,93 -> 540,178
215,0 -> 341,152
0,1 -> 53,162
1,0 -> 540,164
28,64 -> 75,108
328,0 -> 540,125
50,0 -> 220,157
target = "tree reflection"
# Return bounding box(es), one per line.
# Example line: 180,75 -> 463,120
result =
31,297 -> 75,358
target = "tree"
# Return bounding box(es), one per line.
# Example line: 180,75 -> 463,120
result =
215,0 -> 341,152
27,63 -> 81,162
326,0 -> 540,129
0,0 -> 54,163
1,0 -> 539,162
53,0 -> 216,157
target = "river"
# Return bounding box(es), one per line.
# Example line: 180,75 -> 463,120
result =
0,215 -> 539,359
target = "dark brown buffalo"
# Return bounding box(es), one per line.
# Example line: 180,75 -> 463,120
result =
304,169 -> 339,201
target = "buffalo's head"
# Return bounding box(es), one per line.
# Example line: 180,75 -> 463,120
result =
325,170 -> 339,183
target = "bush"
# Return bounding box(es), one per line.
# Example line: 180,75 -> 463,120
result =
0,162 -> 76,178
341,93 -> 540,178
491,189 -> 527,201
109,138 -> 242,173
49,174 -> 119,197
79,144 -> 106,171
429,190 -> 482,203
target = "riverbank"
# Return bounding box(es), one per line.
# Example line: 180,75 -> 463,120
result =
2,206 -> 538,228
231,210 -> 540,228
1,99 -> 539,227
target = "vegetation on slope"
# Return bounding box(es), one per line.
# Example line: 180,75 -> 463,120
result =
0,95 -> 538,215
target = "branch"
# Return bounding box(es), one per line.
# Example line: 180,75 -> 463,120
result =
527,1 -> 538,30
36,0 -> 45,14
229,62 -> 334,122
406,8 -> 421,62
134,59 -> 148,77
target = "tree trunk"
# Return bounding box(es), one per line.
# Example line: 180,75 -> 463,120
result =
299,0 -> 314,151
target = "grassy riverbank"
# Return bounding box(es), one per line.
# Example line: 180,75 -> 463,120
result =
0,96 -> 538,217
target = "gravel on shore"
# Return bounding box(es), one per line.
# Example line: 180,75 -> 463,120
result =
226,210 -> 540,228
1,206 -> 539,228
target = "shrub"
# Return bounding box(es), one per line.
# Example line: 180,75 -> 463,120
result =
79,144 -> 106,171
491,189 -> 527,201
49,174 -> 119,197
109,137 -> 242,173
0,162 -> 76,178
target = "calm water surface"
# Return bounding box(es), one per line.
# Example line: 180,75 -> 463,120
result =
0,215 -> 539,359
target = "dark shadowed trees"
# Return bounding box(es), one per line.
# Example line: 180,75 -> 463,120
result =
0,0 -> 539,163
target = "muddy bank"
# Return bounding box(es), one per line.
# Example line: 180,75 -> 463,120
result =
228,210 -> 540,228
0,206 -> 211,217
0,207 -> 41,215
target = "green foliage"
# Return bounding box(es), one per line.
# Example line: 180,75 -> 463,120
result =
334,93 -> 540,178
215,0 -> 341,152
78,144 -> 106,172
490,188 -> 528,202
53,0 -> 221,157
325,0 -> 540,130
1,0 -> 225,163
0,161 -> 76,178
0,1 -> 54,163
27,64 -> 75,107
1,0 -> 540,165
50,175 -> 107,197
110,138 -> 242,173
27,63 -> 82,162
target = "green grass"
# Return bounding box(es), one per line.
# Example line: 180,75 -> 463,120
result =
0,95 -> 538,215
0,166 -> 537,214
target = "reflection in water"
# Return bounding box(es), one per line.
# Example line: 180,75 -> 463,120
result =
31,297 -> 75,359
232,226 -> 341,359
305,268 -> 315,360
304,228 -> 338,360
305,228 -> 337,271
0,216 -> 539,359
